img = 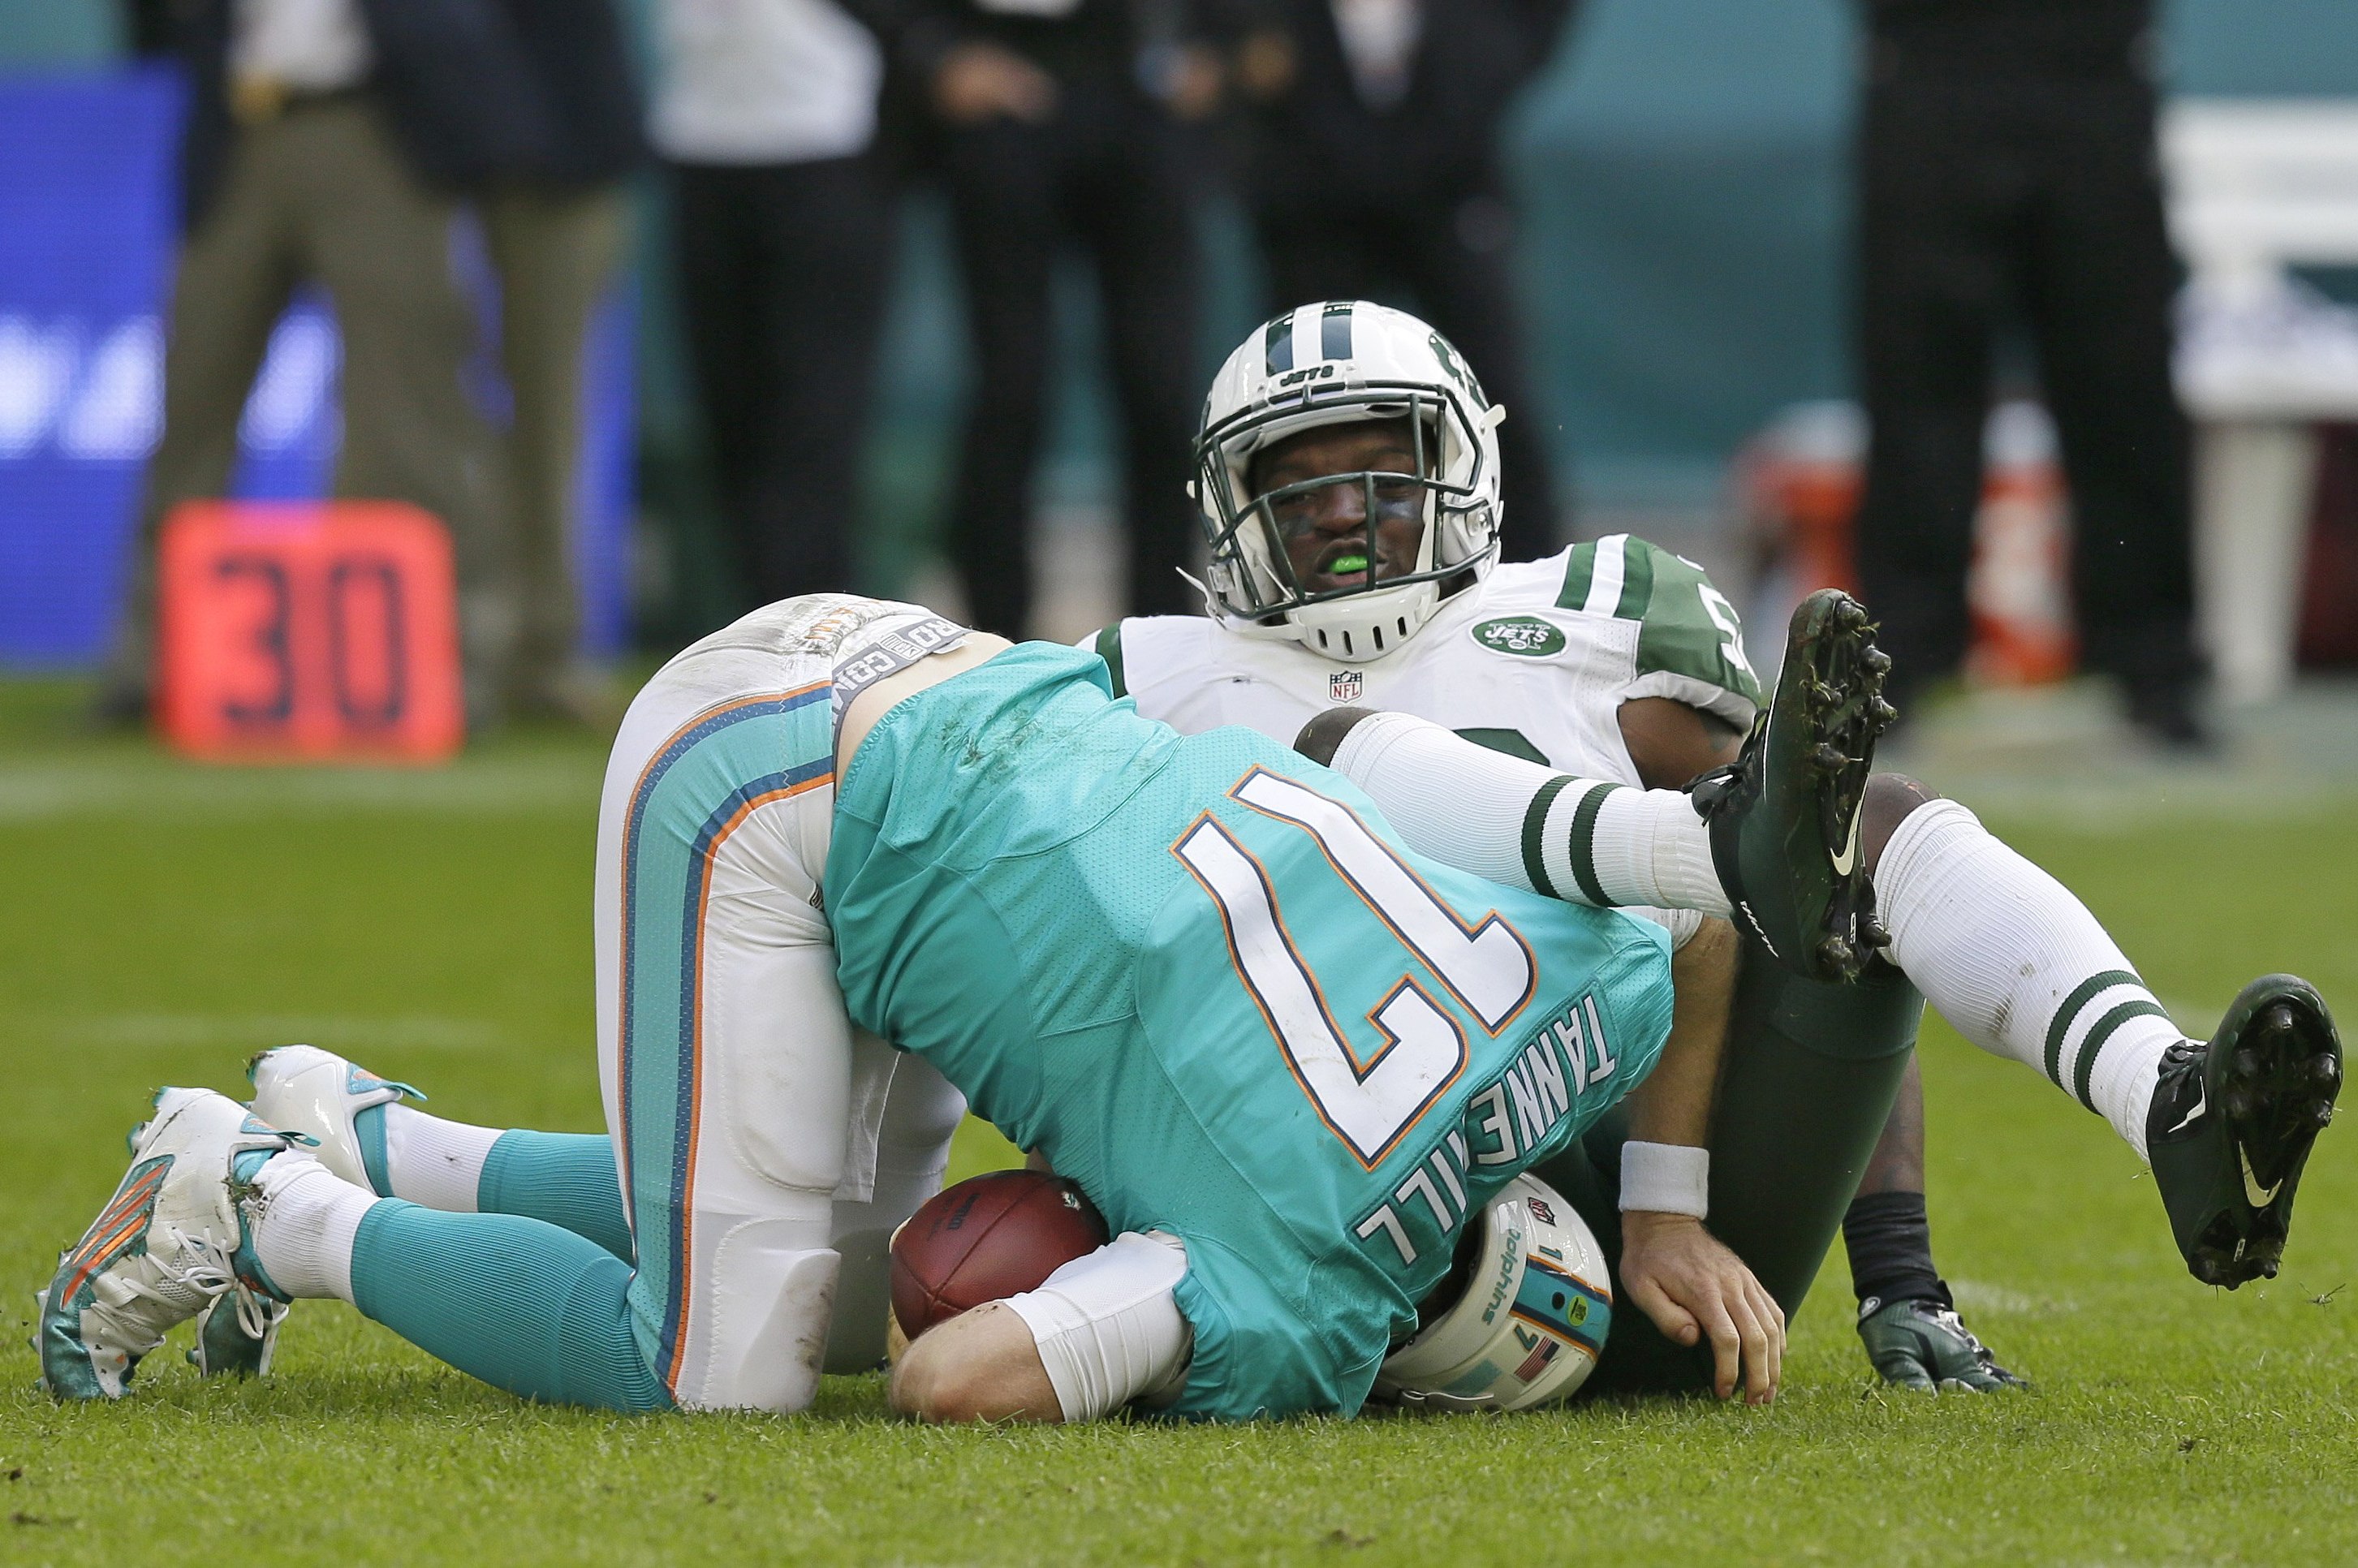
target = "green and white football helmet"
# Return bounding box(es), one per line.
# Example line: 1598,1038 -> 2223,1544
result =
1372,1172 -> 1612,1412
1192,300 -> 1505,662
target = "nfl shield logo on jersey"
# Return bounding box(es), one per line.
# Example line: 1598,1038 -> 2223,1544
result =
1328,670 -> 1364,703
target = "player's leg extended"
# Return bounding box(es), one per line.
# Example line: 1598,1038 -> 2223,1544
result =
1304,588 -> 1896,984
250,1047 -> 635,1261
36,1082 -> 673,1410
1869,780 -> 2343,1287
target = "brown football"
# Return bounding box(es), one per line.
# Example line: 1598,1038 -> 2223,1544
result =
890,1169 -> 1110,1340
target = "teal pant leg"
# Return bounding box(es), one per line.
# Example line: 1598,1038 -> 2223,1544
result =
477,1130 -> 635,1264
350,1200 -> 673,1412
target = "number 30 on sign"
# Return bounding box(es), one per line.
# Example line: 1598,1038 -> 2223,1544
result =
157,502 -> 464,762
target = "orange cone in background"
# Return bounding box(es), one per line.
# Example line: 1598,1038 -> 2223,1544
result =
1738,398 -> 2076,688
1735,401 -> 1865,606
1964,402 -> 2077,687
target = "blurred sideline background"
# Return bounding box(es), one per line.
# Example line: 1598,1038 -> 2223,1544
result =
5,0 -> 2358,666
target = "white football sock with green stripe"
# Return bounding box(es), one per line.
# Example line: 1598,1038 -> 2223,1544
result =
1324,710 -> 1730,917
1877,799 -> 2183,1157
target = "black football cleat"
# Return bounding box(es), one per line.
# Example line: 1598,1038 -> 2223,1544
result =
1692,589 -> 1896,983
2148,976 -> 2341,1290
1856,1296 -> 2029,1394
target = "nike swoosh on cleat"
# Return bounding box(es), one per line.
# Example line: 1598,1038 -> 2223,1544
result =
2240,1148 -> 2282,1209
2167,1082 -> 2207,1135
1830,799 -> 1864,879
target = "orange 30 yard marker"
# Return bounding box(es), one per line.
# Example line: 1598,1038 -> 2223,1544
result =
156,501 -> 463,763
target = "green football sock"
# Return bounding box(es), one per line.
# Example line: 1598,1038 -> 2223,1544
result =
349,1200 -> 670,1413
477,1130 -> 635,1264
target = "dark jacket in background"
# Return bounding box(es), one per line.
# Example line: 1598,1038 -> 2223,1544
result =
154,0 -> 642,230
842,0 -> 1235,88
1231,0 -> 1577,558
830,0 -> 1233,635
1237,0 -> 1573,211
1861,0 -> 2149,74
360,0 -> 643,189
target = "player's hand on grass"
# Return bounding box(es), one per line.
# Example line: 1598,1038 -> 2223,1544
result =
1619,1211 -> 1784,1405
1856,1296 -> 2028,1394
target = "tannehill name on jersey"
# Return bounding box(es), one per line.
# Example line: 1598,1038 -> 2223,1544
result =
1352,991 -> 1620,1269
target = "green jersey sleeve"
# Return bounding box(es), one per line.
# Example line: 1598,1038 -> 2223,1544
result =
1555,535 -> 1761,730
1079,623 -> 1128,699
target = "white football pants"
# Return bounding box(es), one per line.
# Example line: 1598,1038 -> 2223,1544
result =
593,594 -> 968,1411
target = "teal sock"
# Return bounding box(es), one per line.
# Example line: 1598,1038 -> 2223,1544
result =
351,1105 -> 394,1197
350,1200 -> 671,1413
476,1131 -> 634,1264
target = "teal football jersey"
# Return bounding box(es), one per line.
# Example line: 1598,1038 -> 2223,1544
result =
827,644 -> 1674,1419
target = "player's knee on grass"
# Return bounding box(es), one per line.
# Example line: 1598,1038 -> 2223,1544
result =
890,1303 -> 1065,1424
1861,773 -> 1940,877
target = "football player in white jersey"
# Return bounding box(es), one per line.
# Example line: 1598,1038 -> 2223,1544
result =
1087,301 -> 2343,1394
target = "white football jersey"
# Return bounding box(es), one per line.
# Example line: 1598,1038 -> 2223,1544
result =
1088,535 -> 1764,786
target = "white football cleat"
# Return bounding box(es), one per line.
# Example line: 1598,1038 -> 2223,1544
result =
36,1088 -> 303,1401
247,1045 -> 422,1195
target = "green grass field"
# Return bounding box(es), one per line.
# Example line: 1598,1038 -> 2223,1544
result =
2,680 -> 2354,1565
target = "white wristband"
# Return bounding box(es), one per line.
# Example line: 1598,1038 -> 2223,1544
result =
1619,1141 -> 1710,1217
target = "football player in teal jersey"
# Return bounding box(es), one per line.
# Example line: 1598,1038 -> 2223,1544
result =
1085,301 -> 2344,1395
40,588 -> 1898,1419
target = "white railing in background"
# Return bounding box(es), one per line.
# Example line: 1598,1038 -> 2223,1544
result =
2166,98 -> 2358,702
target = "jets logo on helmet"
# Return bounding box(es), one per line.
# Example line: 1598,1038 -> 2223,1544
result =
1191,301 -> 1507,662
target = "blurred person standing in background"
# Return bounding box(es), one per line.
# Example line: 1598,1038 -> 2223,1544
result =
651,0 -> 896,627
1852,0 -> 2203,745
859,0 -> 1226,638
472,0 -> 643,722
1230,0 -> 1576,562
99,0 -> 512,726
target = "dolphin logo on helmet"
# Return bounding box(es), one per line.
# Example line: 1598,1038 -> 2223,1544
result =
1370,1171 -> 1613,1412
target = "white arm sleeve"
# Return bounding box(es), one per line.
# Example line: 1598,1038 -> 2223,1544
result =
1001,1230 -> 1192,1422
